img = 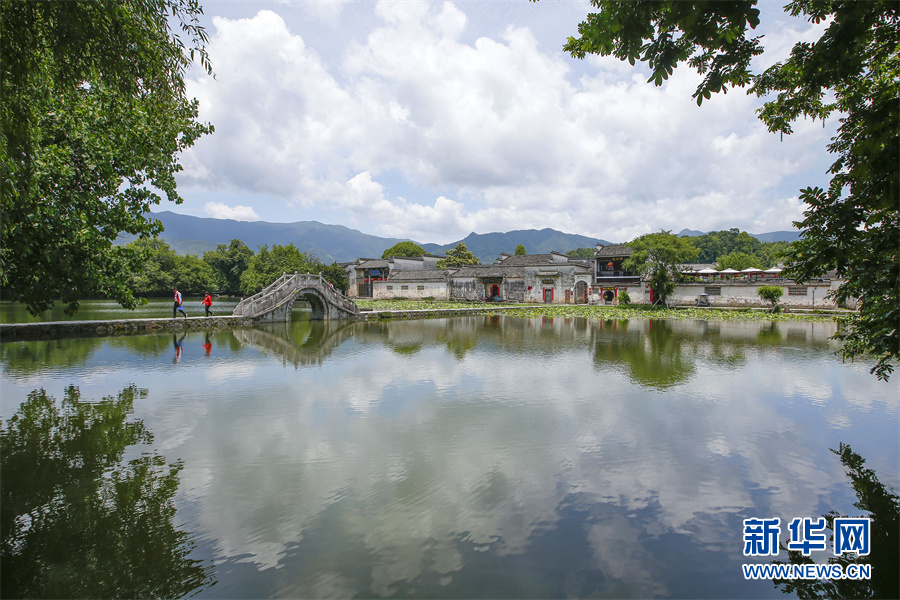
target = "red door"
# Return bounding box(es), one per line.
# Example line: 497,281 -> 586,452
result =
543,288 -> 553,303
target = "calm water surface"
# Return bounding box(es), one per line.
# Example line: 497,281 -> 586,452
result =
1,316 -> 897,598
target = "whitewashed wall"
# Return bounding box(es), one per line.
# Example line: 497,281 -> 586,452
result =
373,280 -> 449,301
631,282 -> 837,308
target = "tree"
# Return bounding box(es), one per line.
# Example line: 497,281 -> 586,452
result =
757,285 -> 784,311
514,244 -> 527,255
321,262 -> 349,295
623,231 -> 698,305
381,241 -> 426,259
555,1 -> 899,379
717,250 -> 764,272
435,243 -> 480,269
126,238 -> 216,297
203,239 -> 254,295
566,247 -> 597,259
1,0 -> 214,315
240,244 -> 318,296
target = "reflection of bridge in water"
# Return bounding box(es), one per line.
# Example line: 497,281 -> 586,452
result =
233,273 -> 360,321
233,321 -> 361,368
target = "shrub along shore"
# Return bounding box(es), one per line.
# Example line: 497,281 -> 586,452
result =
354,299 -> 846,323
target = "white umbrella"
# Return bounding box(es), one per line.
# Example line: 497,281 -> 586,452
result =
720,268 -> 740,274
697,268 -> 718,274
741,268 -> 763,273
764,267 -> 783,274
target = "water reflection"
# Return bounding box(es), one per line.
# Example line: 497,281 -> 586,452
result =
0,385 -> 213,598
774,444 -> 899,600
0,316 -> 894,599
593,319 -> 695,388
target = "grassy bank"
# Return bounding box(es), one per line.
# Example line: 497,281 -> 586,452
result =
354,299 -> 842,323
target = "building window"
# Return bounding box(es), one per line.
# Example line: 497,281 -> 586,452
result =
386,286 -> 393,290
417,285 -> 425,291
788,286 -> 807,296
705,286 -> 721,296
401,285 -> 408,291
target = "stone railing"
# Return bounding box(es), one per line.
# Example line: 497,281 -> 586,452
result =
233,273 -> 359,319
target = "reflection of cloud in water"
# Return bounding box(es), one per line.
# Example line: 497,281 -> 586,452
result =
135,317 -> 895,595
203,360 -> 258,383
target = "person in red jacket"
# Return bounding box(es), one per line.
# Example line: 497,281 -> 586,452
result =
202,292 -> 213,317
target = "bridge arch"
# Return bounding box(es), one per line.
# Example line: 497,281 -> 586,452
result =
233,273 -> 360,321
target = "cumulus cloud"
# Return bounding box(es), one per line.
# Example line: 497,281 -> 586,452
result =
180,1 -> 835,243
204,201 -> 260,221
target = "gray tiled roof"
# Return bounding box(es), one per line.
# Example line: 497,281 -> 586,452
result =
495,254 -> 558,266
387,270 -> 450,282
356,259 -> 389,269
596,244 -> 632,257
452,265 -> 526,278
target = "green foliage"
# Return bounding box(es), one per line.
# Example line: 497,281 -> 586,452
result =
126,238 -> 216,296
240,244 -> 320,296
618,290 -> 631,305
0,385 -> 212,598
624,231 -> 698,305
1,0 -> 214,315
717,251 -> 764,271
320,262 -> 350,294
757,285 -> 784,308
753,1 -> 899,380
559,1 -> 763,104
556,0 -> 898,379
566,247 -> 596,258
203,239 -> 254,295
435,243 -> 480,269
381,241 -> 426,259
514,244 -> 527,255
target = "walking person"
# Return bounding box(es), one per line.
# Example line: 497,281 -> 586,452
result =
173,288 -> 188,318
202,292 -> 213,317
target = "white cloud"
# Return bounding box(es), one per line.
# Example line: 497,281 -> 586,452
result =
204,201 -> 260,221
178,1 -> 836,243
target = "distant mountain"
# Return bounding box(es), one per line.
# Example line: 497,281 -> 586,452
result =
123,212 -> 609,264
751,230 -> 803,243
423,229 -> 611,263
122,212 -> 409,263
677,229 -> 707,237
677,228 -> 802,243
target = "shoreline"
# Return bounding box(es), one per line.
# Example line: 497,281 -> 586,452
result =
0,303 -> 848,342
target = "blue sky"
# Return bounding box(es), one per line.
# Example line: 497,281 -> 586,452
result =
170,0 -> 836,244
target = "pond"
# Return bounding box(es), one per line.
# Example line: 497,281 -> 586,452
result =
1,316 -> 897,599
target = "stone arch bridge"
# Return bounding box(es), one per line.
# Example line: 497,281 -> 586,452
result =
232,273 -> 360,321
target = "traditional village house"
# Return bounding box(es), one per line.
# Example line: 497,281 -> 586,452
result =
593,243 -> 639,303
449,252 -> 592,303
345,254 -> 444,298
373,269 -> 452,300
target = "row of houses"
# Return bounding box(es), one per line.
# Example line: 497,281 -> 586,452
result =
342,244 -> 844,308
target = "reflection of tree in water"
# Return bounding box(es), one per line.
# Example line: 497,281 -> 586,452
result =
0,385 -> 213,598
594,320 -> 694,389
756,322 -> 783,345
0,337 -> 97,376
437,321 -> 479,360
774,444 -> 899,599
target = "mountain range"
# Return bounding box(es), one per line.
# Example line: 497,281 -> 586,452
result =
124,211 -> 800,264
